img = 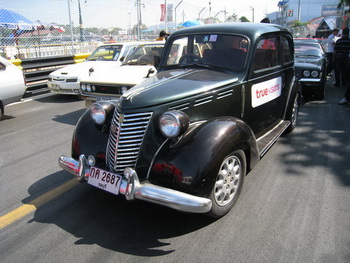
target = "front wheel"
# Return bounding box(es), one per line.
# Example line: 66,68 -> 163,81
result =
207,150 -> 246,218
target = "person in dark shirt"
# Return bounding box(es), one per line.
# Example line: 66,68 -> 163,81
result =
333,27 -> 350,87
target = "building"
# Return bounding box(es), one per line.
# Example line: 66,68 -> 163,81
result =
267,0 -> 347,37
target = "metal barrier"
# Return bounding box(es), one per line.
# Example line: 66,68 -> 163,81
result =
10,53 -> 90,96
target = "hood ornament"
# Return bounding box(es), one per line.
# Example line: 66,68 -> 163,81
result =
89,67 -> 94,76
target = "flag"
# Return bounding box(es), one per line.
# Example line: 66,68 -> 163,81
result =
160,4 -> 166,21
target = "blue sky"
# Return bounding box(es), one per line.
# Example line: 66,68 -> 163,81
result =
0,0 -> 279,30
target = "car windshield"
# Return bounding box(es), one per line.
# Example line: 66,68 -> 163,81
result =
294,43 -> 322,57
163,34 -> 249,71
123,43 -> 164,65
87,45 -> 123,61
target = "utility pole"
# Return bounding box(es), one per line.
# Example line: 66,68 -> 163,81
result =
136,0 -> 144,40
67,0 -> 74,53
250,6 -> 254,22
78,0 -> 85,42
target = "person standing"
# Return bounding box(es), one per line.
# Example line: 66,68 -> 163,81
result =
156,30 -> 169,41
326,28 -> 339,76
333,27 -> 350,87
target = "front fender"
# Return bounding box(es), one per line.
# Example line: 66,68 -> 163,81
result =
149,117 -> 259,197
71,102 -> 115,167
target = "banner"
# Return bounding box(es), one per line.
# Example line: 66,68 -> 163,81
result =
160,4 -> 166,22
167,4 -> 173,22
160,4 -> 173,22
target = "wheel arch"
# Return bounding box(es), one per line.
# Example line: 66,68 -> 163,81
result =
148,116 -> 259,197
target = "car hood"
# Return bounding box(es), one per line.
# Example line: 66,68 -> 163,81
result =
79,65 -> 157,85
294,61 -> 322,70
119,68 -> 240,109
49,61 -> 122,79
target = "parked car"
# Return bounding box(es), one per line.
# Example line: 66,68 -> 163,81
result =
0,57 -> 26,119
59,23 -> 301,218
294,38 -> 328,99
79,41 -> 165,108
47,42 -> 142,97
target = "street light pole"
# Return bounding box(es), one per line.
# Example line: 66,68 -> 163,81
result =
198,7 -> 205,20
175,0 -> 183,31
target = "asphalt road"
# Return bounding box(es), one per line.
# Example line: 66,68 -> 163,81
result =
1,79 -> 350,263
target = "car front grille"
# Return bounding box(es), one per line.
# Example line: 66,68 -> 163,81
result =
89,84 -> 132,95
107,110 -> 153,174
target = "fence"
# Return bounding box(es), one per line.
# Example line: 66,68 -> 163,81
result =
1,40 -> 102,60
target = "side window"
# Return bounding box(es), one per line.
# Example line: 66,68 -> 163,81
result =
282,36 -> 293,65
253,37 -> 279,72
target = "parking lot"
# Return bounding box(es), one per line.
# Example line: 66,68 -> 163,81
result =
1,76 -> 350,262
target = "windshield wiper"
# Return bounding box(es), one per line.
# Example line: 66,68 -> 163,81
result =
179,63 -> 214,69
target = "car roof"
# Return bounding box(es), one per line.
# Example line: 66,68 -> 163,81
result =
169,22 -> 290,41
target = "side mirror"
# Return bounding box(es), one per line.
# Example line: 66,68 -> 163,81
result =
119,56 -> 125,62
146,68 -> 156,78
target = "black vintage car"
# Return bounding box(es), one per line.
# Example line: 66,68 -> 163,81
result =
59,23 -> 301,218
293,38 -> 328,99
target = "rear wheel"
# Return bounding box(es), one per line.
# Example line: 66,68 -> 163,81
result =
207,150 -> 246,218
284,93 -> 300,134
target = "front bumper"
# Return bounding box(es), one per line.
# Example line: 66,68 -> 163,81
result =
48,81 -> 80,95
58,154 -> 212,213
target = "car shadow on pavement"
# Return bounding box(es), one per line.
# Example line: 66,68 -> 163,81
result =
22,170 -> 216,256
52,108 -> 86,126
35,94 -> 83,104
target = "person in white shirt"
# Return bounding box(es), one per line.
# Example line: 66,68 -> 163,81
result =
326,28 -> 339,76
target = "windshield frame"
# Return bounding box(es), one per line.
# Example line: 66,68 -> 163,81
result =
87,45 -> 123,61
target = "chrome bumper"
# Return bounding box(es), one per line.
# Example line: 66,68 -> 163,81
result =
58,155 -> 212,213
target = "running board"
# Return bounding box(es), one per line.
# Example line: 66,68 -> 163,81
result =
256,120 -> 291,157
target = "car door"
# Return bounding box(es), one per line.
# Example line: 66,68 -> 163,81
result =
242,33 -> 289,138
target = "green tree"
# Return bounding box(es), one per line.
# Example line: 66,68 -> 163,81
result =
239,16 -> 250,22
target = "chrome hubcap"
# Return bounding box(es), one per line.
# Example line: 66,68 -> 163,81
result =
214,155 -> 242,206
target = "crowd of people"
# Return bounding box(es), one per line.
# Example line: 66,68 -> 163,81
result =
326,27 -> 350,105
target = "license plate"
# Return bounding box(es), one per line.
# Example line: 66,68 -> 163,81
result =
88,167 -> 122,195
51,84 -> 60,90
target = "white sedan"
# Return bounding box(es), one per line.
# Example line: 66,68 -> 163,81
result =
0,57 -> 26,119
79,42 -> 165,108
47,42 -> 142,97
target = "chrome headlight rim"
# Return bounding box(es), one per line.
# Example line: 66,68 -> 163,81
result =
90,102 -> 106,125
81,83 -> 86,91
311,70 -> 319,78
303,70 -> 310,78
159,111 -> 190,139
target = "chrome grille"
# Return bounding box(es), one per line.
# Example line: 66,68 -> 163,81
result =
107,110 -> 153,174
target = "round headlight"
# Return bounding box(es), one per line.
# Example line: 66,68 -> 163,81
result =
92,85 -> 96,91
81,84 -> 86,91
90,103 -> 106,125
159,111 -> 189,139
86,84 -> 91,92
311,70 -> 319,78
303,70 -> 310,77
